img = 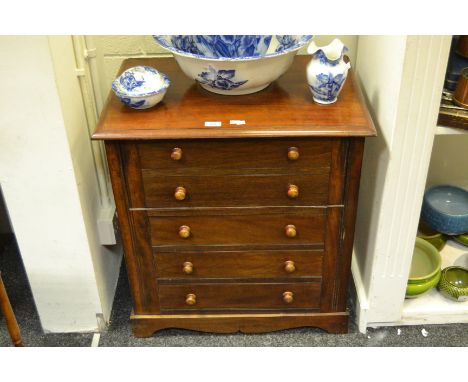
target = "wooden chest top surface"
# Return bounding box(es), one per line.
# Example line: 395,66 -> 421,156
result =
93,56 -> 376,140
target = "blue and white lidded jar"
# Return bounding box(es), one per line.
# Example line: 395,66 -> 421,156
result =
112,66 -> 170,109
306,39 -> 351,104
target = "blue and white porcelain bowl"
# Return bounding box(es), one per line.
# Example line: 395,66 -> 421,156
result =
421,185 -> 468,235
112,66 -> 170,109
153,35 -> 313,95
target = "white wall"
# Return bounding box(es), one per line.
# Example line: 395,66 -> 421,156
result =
353,36 -> 407,286
0,36 -> 119,332
48,36 -> 123,325
352,36 -> 408,327
352,36 -> 452,329
426,134 -> 468,190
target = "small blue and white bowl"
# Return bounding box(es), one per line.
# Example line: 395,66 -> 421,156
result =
112,66 -> 170,109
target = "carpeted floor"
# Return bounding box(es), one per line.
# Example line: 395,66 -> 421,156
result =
1,237 -> 467,347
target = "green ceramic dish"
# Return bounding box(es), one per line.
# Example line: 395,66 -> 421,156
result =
408,237 -> 442,283
417,221 -> 447,251
438,266 -> 468,302
406,269 -> 441,298
452,233 -> 468,247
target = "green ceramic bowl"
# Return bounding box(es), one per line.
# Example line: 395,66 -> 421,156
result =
452,233 -> 468,247
406,269 -> 441,298
438,266 -> 468,302
417,221 -> 447,251
408,238 -> 442,283
405,238 -> 442,298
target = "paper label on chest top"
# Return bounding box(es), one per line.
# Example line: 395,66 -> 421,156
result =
204,121 -> 222,127
230,120 -> 246,125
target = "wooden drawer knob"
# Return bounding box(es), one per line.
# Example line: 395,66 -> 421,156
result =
185,293 -> 196,305
287,147 -> 299,161
285,224 -> 297,238
283,291 -> 294,304
284,260 -> 296,273
183,261 -> 193,275
171,147 -> 183,161
179,225 -> 191,239
174,186 -> 187,201
287,184 -> 299,199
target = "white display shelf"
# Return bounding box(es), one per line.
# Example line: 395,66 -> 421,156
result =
435,125 -> 468,135
400,240 -> 468,325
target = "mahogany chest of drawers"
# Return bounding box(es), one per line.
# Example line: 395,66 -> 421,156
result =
93,56 -> 376,337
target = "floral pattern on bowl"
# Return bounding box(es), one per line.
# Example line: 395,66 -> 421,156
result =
154,35 -> 312,60
198,65 -> 248,91
120,97 -> 146,109
169,35 -> 272,59
275,35 -> 298,53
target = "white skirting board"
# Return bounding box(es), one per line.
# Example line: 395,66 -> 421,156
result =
351,253 -> 370,334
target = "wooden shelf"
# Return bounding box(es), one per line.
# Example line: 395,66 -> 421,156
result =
435,125 -> 468,135
437,97 -> 468,132
400,239 -> 468,325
